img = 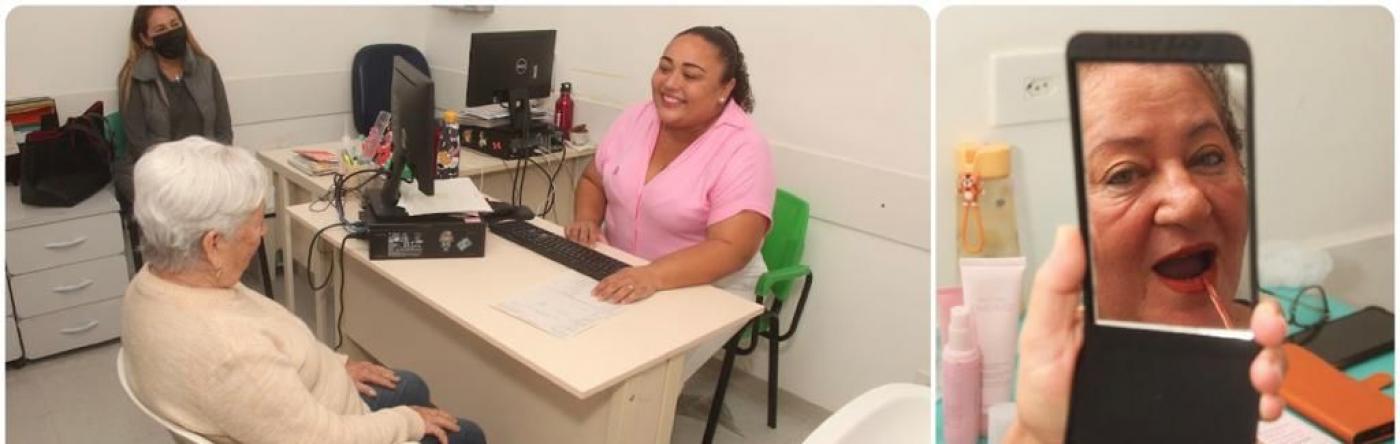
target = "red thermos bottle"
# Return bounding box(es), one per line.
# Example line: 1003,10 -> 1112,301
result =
554,82 -> 574,141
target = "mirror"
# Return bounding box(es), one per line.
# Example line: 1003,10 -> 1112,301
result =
1075,61 -> 1254,331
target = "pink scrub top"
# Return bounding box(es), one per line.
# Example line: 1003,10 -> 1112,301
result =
595,101 -> 776,263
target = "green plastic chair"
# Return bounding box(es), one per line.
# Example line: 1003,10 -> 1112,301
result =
705,189 -> 814,441
104,112 -> 127,161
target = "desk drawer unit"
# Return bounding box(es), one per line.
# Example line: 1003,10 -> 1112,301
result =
7,212 -> 124,275
10,254 -> 128,318
17,298 -> 122,359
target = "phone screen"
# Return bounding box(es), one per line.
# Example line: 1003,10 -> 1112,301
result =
1074,59 -> 1256,334
1290,307 -> 1395,368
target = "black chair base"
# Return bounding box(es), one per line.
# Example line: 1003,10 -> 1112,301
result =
704,272 -> 814,439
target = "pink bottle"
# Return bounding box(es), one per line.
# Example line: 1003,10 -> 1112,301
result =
942,305 -> 982,444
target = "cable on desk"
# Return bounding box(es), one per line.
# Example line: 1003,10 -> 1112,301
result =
512,157 -> 528,206
333,232 -> 351,351
306,222 -> 348,292
526,144 -> 566,218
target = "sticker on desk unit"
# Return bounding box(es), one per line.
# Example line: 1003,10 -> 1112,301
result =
438,230 -> 455,252
387,232 -> 424,258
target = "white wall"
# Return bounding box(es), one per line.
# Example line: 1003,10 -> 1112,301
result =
6,6 -> 432,150
423,6 -> 931,411
935,7 -> 1394,309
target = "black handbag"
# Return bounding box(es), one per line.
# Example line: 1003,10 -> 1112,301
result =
18,101 -> 113,207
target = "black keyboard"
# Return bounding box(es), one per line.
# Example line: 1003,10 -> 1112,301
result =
488,220 -> 629,280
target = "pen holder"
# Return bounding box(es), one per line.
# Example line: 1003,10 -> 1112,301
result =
955,143 -> 1020,257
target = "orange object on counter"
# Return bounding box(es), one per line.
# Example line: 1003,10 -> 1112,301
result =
1280,343 -> 1394,443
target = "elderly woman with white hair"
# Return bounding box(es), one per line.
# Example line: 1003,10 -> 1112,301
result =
120,137 -> 486,444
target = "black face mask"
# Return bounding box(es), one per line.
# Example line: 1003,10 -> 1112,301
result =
151,26 -> 188,60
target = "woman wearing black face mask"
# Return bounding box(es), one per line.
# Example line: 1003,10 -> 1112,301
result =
114,5 -> 232,207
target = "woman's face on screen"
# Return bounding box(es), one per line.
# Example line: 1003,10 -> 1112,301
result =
1080,63 -> 1249,328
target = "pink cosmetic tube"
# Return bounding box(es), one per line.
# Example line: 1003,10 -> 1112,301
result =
942,305 -> 982,444
959,256 -> 1026,434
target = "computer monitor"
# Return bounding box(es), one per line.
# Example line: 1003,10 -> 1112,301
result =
466,30 -> 557,108
368,56 -> 436,218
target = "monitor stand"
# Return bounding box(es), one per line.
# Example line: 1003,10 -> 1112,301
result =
506,88 -> 534,141
362,182 -> 413,222
361,180 -> 469,227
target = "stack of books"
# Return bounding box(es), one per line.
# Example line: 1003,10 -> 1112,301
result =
6,97 -> 56,137
287,149 -> 339,176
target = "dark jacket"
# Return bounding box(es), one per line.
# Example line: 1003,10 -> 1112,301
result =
113,46 -> 232,204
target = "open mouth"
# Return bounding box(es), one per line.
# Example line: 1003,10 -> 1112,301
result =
658,93 -> 685,107
1151,246 -> 1217,293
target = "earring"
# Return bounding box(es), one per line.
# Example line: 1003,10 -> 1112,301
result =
719,97 -> 727,104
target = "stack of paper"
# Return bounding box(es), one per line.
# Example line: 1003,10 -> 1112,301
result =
1257,411 -> 1341,444
495,271 -> 623,338
287,156 -> 337,176
397,177 -> 494,215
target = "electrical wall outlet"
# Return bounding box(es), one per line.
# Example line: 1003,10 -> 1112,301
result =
991,49 -> 1069,126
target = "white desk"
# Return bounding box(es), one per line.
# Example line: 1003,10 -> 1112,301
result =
286,202 -> 761,443
259,141 -> 596,335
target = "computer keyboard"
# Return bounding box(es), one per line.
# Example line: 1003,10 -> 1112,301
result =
488,220 -> 629,281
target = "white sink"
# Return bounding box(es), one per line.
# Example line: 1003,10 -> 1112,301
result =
803,383 -> 932,444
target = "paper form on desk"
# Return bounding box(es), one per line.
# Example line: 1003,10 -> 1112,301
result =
1257,411 -> 1341,444
399,177 -> 493,215
495,271 -> 623,337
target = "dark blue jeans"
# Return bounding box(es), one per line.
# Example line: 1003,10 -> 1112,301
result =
361,369 -> 486,444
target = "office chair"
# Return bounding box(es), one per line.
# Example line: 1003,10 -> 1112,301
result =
106,112 -> 146,270
117,348 -> 216,444
352,44 -> 431,136
705,189 -> 815,442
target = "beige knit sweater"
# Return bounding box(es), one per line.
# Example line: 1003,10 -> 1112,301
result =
121,268 -> 424,443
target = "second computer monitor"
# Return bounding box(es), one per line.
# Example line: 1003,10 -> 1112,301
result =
388,56 -> 435,198
466,30 -> 557,107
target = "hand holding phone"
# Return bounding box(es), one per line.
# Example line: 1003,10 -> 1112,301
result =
1063,32 -> 1274,443
1009,225 -> 1288,443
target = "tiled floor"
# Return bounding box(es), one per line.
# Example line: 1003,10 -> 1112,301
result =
6,268 -> 830,443
671,359 -> 832,444
6,341 -> 170,443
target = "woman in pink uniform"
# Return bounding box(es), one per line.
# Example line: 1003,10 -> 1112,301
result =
565,26 -> 774,377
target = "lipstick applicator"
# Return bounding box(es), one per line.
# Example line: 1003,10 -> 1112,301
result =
1201,277 -> 1235,329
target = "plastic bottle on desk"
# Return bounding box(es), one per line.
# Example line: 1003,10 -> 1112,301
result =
437,110 -> 461,179
554,82 -> 574,141
942,305 -> 982,444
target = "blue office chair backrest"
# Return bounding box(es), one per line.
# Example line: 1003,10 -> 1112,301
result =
351,44 -> 431,136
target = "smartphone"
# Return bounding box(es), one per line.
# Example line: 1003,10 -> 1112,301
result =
1065,33 -> 1260,443
1290,306 -> 1395,369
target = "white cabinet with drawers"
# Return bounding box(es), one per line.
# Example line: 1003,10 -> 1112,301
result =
6,186 -> 128,361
